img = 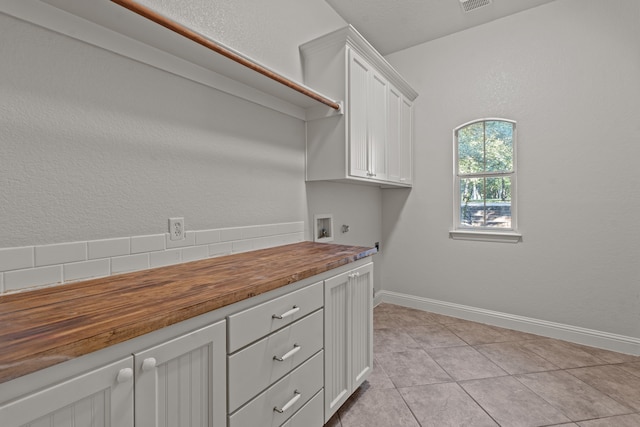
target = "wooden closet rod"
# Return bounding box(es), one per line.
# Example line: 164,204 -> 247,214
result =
111,0 -> 341,111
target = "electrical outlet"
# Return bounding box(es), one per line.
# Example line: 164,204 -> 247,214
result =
169,217 -> 185,241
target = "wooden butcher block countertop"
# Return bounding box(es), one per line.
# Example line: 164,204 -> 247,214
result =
0,241 -> 376,384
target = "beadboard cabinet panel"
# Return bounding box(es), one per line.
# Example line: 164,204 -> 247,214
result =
0,358 -> 134,427
323,262 -> 373,422
134,321 -> 226,427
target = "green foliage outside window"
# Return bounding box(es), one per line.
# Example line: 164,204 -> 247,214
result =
456,120 -> 515,228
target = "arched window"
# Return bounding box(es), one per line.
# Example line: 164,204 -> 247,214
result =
452,119 -> 519,241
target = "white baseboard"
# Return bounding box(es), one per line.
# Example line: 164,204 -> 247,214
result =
376,290 -> 640,356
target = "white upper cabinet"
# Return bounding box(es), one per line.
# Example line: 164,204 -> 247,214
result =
301,25 -> 418,188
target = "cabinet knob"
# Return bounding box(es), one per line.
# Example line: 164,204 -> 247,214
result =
142,357 -> 157,372
116,367 -> 133,383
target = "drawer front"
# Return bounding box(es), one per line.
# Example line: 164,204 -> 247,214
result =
281,389 -> 324,427
228,351 -> 323,427
228,281 -> 323,352
228,309 -> 323,412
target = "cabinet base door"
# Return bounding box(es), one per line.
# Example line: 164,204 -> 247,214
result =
324,262 -> 373,422
324,270 -> 351,421
0,357 -> 134,427
351,263 -> 373,389
135,320 -> 226,427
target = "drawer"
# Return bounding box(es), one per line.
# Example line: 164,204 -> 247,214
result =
228,309 -> 323,412
228,281 -> 323,352
228,351 -> 323,427
281,389 -> 324,427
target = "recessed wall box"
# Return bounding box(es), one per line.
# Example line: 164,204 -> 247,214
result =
314,214 -> 334,243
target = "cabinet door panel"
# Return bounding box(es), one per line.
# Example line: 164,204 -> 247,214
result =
400,97 -> 413,184
135,320 -> 226,427
0,357 -> 133,427
348,49 -> 371,179
369,71 -> 388,181
324,262 -> 374,422
387,85 -> 402,183
351,263 -> 373,387
324,270 -> 351,421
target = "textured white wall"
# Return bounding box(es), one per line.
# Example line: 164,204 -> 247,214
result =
138,0 -> 346,82
382,0 -> 640,338
0,1 -> 348,249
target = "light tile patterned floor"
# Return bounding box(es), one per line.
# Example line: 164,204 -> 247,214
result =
326,303 -> 640,427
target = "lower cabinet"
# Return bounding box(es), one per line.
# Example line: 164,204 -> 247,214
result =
324,262 -> 374,422
0,357 -> 135,427
0,259 -> 374,427
227,281 -> 325,427
134,320 -> 227,427
0,321 -> 226,427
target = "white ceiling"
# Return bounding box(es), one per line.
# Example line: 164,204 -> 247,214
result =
325,0 -> 558,55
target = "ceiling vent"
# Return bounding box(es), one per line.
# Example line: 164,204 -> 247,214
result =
459,0 -> 492,13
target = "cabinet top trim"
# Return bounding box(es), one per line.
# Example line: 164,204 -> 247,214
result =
300,25 -> 419,101
0,242 -> 376,384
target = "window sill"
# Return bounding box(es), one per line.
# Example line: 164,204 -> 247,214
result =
449,230 -> 522,243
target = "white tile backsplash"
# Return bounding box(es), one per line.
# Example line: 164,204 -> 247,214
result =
112,253 -> 149,274
182,245 -> 209,262
35,242 -> 87,267
165,231 -> 196,249
231,239 -> 254,253
5,265 -> 63,292
131,234 -> 165,254
64,259 -> 111,282
149,249 -> 181,268
88,238 -> 130,259
208,242 -> 233,257
220,227 -> 243,242
0,221 -> 304,294
195,229 -> 221,245
240,225 -> 264,239
0,246 -> 34,271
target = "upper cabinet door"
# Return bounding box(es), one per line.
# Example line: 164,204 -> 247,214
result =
348,50 -> 371,179
0,357 -> 134,427
349,49 -> 388,182
369,70 -> 388,181
387,85 -> 403,183
400,97 -> 414,184
134,320 -> 226,427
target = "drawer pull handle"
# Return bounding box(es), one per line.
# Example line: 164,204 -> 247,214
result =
274,390 -> 301,414
273,344 -> 301,362
141,357 -> 157,372
272,305 -> 300,320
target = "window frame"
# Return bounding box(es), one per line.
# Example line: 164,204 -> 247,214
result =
450,118 -> 521,243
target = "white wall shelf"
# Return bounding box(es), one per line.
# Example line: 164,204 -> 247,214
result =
0,0 -> 341,120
